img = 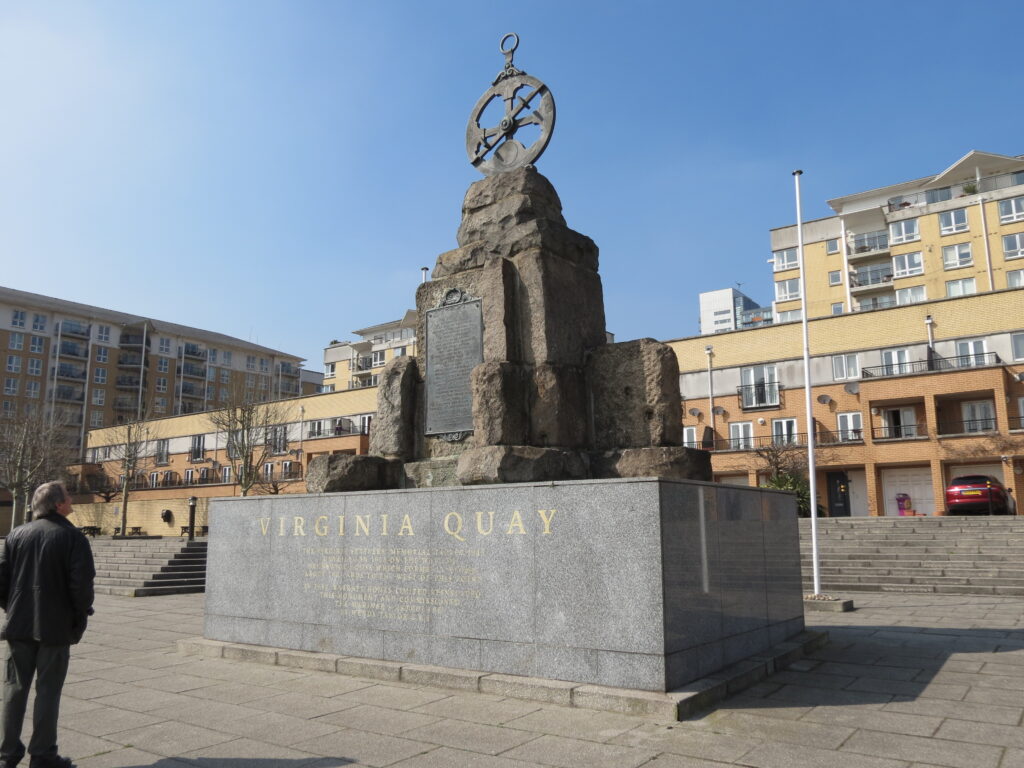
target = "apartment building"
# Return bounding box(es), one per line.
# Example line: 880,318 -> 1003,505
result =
0,286 -> 316,459
770,150 -> 1024,321
321,311 -> 417,392
698,288 -> 772,335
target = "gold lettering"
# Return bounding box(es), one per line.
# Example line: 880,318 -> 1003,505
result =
475,511 -> 494,535
337,515 -> 345,535
380,514 -> 389,536
258,518 -> 271,536
355,515 -> 370,536
314,516 -> 328,536
398,515 -> 414,536
506,510 -> 526,535
293,517 -> 306,536
537,509 -> 556,534
444,512 -> 466,542
278,517 -> 286,536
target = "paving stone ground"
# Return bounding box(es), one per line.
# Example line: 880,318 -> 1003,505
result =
11,591 -> 1024,767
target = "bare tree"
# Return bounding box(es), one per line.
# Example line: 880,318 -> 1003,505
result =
0,406 -> 78,526
83,470 -> 122,503
754,437 -> 836,517
207,384 -> 292,497
107,412 -> 157,536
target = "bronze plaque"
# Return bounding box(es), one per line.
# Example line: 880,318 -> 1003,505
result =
425,298 -> 482,436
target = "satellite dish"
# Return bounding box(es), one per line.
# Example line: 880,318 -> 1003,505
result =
844,382 -> 860,394
712,406 -> 726,415
688,408 -> 702,417
816,394 -> 832,405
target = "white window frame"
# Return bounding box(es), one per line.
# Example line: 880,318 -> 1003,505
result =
96,325 -> 110,343
156,377 -> 167,393
9,333 -> 23,351
6,355 -> 20,374
1009,269 -> 1024,289
371,350 -> 387,367
828,270 -> 842,286
263,462 -> 274,480
831,302 -> 843,315
939,208 -> 968,235
881,348 -> 910,375
96,347 -> 108,363
945,277 -> 976,298
998,196 -> 1024,223
1004,233 -> 1024,259
10,311 -> 25,328
682,426 -> 698,448
740,364 -> 779,408
91,389 -> 105,406
25,381 -> 39,399
889,218 -> 919,245
772,418 -> 798,445
895,285 -> 926,305
149,472 -> 159,489
942,242 -> 972,270
31,314 -> 45,332
728,421 -> 754,450
93,368 -> 107,384
89,410 -> 103,427
837,412 -> 863,441
184,469 -> 195,485
325,362 -> 335,377
29,336 -> 43,354
832,353 -> 859,380
222,466 -> 232,484
892,251 -> 923,278
825,238 -> 839,254
158,338 -> 171,355
955,338 -> 986,367
772,248 -> 798,271
961,400 -> 995,433
27,358 -> 41,377
775,278 -> 800,302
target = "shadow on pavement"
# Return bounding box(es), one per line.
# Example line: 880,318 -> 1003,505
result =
105,758 -> 354,767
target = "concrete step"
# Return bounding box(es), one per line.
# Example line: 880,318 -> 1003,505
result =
94,584 -> 206,597
94,575 -> 205,589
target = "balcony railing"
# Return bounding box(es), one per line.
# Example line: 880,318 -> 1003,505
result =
118,354 -> 144,368
932,352 -> 1001,370
350,357 -> 374,372
862,352 -> 1001,378
854,296 -> 898,313
307,421 -> 367,439
1010,415 -> 1023,431
737,308 -> 773,328
113,398 -> 136,411
280,466 -> 303,480
54,387 -> 84,402
115,376 -> 142,389
119,334 -> 148,347
938,418 -> 997,436
180,363 -> 206,378
848,230 -> 889,256
56,320 -> 90,338
180,383 -> 203,397
58,341 -> 88,359
709,431 -> 861,452
851,265 -> 893,288
886,170 -> 1024,212
278,363 -> 300,377
182,343 -> 205,359
737,382 -> 781,409
871,424 -> 924,440
54,364 -> 86,380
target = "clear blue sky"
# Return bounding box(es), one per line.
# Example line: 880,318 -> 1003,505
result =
3,1 -> 1022,370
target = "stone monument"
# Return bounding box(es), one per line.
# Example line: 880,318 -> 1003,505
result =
205,35 -> 804,698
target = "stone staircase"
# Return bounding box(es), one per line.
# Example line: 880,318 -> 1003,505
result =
799,517 -> 1024,596
90,538 -> 207,597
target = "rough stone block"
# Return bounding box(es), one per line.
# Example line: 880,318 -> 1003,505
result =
305,454 -> 393,493
432,240 -> 492,279
368,356 -> 419,460
529,364 -> 587,448
455,446 -> 588,485
586,339 -> 683,449
590,447 -> 712,482
402,458 -> 459,488
471,362 -> 530,445
461,167 -> 564,224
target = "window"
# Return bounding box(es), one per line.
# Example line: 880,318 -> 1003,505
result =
11,311 -> 25,328
154,377 -> 167,393
1009,269 -> 1024,288
826,238 -> 839,254
892,252 -> 923,277
946,277 -> 976,297
90,411 -> 103,428
95,347 -> 108,363
153,397 -> 167,414
263,463 -> 274,480
29,336 -> 43,354
207,367 -> 216,381
961,400 -> 995,432
223,350 -> 232,366
729,422 -> 753,450
371,350 -> 386,367
939,208 -> 968,235
25,381 -> 39,399
208,348 -> 218,364
1012,333 -> 1024,360
925,186 -> 951,204
307,420 -> 324,438
93,368 -> 106,385
832,353 -> 859,380
772,248 -> 798,271
268,425 -> 288,454
837,412 -> 863,441
31,314 -> 46,332
27,358 -> 40,376
155,439 -> 169,465
320,384 -> 335,393
2,401 -> 12,417
828,270 -> 842,286
942,243 -> 972,270
359,414 -> 373,434
394,346 -> 407,357
184,469 -> 194,485
220,370 -> 230,384
682,426 -> 698,448
956,338 -> 986,366
220,387 -> 229,401
772,418 -> 798,445
777,309 -> 802,322
4,379 -> 18,395
739,364 -> 779,408
96,325 -> 110,343
881,348 -> 910,375
259,358 -> 269,373
325,362 -> 335,377
895,285 -> 926,305
775,278 -> 800,301
1004,233 -> 1024,259
889,219 -> 919,245
831,302 -> 844,315
158,338 -> 171,355
6,355 -> 20,373
222,466 -> 232,484
246,355 -> 256,371
91,389 -> 105,406
156,357 -> 168,373
189,435 -> 205,461
9,333 -> 23,351
998,196 -> 1024,223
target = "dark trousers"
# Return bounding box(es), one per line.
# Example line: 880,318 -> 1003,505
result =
1,640 -> 70,763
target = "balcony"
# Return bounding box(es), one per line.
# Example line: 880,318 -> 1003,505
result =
119,333 -> 148,348
737,382 -> 781,410
350,356 -> 374,372
113,397 -> 137,411
348,376 -> 379,390
182,343 -> 205,360
56,320 -> 90,339
118,353 -> 144,368
278,362 -> 300,377
307,420 -> 367,439
850,264 -> 893,291
708,431 -> 859,452
115,376 -> 142,390
871,424 -> 926,441
854,296 -> 898,313
53,387 -> 84,403
54,364 -> 86,381
737,308 -> 773,329
58,341 -> 88,359
180,362 -> 206,379
886,170 -> 1024,213
180,383 -> 203,398
847,230 -> 889,260
938,418 -> 997,436
862,352 -> 1001,379
179,402 -> 204,414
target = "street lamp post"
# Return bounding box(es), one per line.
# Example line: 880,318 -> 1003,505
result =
187,496 -> 197,541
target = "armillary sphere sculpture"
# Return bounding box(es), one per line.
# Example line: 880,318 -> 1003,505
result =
466,33 -> 556,176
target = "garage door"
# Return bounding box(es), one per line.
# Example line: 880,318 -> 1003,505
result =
881,467 -> 935,516
947,463 -> 1004,484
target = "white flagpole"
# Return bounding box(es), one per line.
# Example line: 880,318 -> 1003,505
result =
793,170 -> 821,596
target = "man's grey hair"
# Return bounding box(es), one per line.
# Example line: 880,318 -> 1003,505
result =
31,481 -> 68,519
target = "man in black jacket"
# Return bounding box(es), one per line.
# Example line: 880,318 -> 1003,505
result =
0,482 -> 95,768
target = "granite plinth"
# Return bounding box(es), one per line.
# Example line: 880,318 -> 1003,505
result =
204,478 -> 803,692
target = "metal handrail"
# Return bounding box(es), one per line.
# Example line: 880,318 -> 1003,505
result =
737,382 -> 781,409
871,424 -> 924,440
938,418 -> 997,435
862,352 -> 1000,378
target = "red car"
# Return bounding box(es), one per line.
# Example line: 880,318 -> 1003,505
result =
945,475 -> 1012,515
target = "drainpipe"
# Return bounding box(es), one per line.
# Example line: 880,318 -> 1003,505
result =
840,218 -> 851,312
705,345 -> 715,435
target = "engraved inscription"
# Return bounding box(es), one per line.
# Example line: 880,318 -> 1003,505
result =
425,298 -> 482,435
